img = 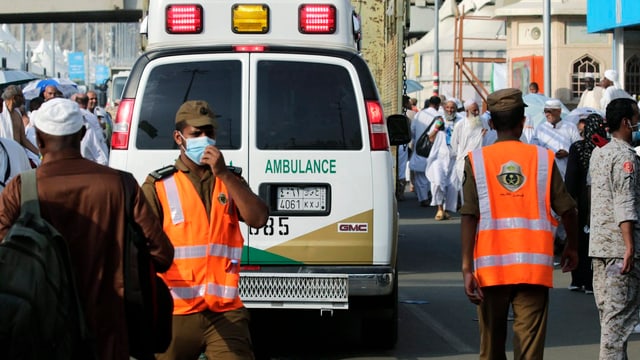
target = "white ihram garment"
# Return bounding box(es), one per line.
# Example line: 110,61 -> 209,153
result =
450,116 -> 484,190
0,102 -> 14,140
532,120 -> 581,178
601,85 -> 632,111
425,130 -> 457,211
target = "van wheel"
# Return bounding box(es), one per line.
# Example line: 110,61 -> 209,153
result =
359,272 -> 398,349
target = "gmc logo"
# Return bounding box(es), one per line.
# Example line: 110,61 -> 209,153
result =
338,223 -> 369,233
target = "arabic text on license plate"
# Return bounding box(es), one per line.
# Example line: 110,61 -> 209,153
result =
277,186 -> 326,211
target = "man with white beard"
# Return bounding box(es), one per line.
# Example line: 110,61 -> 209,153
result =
426,99 -> 461,220
450,100 -> 486,204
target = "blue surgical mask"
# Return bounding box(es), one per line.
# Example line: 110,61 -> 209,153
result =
633,131 -> 640,144
180,134 -> 216,164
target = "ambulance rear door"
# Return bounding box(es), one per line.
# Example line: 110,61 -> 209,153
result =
246,52 -> 377,266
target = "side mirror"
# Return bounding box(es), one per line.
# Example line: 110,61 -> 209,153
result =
386,114 -> 411,146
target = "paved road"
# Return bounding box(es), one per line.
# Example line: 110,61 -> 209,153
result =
250,190 -> 640,359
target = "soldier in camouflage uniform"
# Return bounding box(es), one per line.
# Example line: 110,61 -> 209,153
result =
589,97 -> 640,360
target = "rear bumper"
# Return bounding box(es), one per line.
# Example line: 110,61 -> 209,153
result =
239,266 -> 395,309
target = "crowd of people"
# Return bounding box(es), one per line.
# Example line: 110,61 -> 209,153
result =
0,67 -> 638,359
399,69 -> 640,359
0,81 -> 269,359
0,82 -> 113,192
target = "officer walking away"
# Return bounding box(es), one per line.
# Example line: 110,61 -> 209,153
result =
588,97 -> 640,360
141,100 -> 269,360
460,88 -> 579,360
0,98 -> 175,359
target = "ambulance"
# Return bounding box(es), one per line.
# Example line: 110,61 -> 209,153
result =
109,0 -> 398,347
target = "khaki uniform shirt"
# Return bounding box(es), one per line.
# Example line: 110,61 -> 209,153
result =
460,136 -> 576,217
588,137 -> 640,258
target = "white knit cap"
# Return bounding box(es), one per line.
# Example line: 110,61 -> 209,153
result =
604,69 -> 618,82
544,99 -> 563,109
464,99 -> 477,109
32,98 -> 84,136
584,72 -> 594,79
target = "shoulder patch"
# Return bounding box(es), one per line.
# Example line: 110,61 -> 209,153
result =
149,165 -> 177,180
623,161 -> 634,174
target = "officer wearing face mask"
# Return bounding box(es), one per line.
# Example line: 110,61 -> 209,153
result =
141,100 -> 269,360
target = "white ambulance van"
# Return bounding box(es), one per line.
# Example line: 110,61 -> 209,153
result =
109,0 -> 398,347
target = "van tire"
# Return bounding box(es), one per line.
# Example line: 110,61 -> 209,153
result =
359,271 -> 398,350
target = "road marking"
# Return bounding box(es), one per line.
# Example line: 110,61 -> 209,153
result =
402,302 -> 475,353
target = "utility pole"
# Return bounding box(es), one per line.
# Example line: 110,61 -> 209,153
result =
433,0 -> 440,96
543,0 -> 551,97
51,23 -> 56,78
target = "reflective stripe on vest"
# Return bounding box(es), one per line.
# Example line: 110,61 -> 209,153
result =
474,252 -> 554,269
163,176 -> 185,225
172,244 -> 242,261
470,144 -> 556,287
170,283 -> 238,301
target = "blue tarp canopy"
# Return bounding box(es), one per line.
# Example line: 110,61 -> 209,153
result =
587,0 -> 640,33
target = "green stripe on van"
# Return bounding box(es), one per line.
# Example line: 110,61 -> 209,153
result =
243,246 -> 302,264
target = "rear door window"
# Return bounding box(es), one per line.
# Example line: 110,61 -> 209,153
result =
255,60 -> 362,150
112,76 -> 127,102
136,60 -> 242,150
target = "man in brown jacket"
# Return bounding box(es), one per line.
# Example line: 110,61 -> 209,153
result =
0,98 -> 174,359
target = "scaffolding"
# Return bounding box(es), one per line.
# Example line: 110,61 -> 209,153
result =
452,10 -> 506,104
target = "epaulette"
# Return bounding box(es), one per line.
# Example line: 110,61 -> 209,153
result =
149,165 -> 177,181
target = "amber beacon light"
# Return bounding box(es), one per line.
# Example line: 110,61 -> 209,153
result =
232,4 -> 270,34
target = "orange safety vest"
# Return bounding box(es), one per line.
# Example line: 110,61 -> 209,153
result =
469,141 -> 558,288
155,171 -> 244,314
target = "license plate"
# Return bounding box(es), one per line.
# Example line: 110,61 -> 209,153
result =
277,186 -> 326,211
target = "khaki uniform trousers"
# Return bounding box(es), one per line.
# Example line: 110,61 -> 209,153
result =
155,307 -> 254,360
478,284 -> 549,360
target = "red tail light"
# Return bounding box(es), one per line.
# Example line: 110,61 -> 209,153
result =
299,4 -> 336,34
166,4 -> 203,34
366,100 -> 389,151
111,98 -> 135,150
232,45 -> 267,52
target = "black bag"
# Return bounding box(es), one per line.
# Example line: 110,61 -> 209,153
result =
0,170 -> 94,360
121,172 -> 173,359
387,114 -> 412,145
0,140 -> 10,189
415,116 -> 441,158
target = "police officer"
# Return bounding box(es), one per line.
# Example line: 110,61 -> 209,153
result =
460,88 -> 579,360
589,97 -> 640,360
142,100 -> 269,360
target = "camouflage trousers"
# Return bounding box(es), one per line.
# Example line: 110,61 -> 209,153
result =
592,258 -> 640,360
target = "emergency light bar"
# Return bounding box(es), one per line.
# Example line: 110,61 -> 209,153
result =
232,4 -> 269,34
166,4 -> 203,34
299,4 -> 336,34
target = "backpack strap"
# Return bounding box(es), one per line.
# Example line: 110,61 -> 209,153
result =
19,169 -> 39,217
